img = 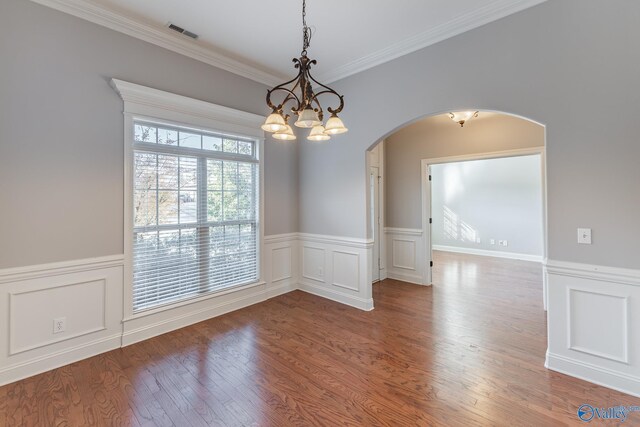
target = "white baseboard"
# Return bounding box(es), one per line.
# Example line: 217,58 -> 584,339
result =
122,283 -> 278,346
433,245 -> 543,262
298,281 -> 374,311
546,351 -> 640,398
386,270 -> 426,285
266,281 -> 298,299
0,334 -> 122,387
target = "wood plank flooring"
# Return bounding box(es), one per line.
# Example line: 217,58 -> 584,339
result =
2,251 -> 639,426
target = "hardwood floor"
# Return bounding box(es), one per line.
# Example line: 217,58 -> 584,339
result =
2,251 -> 639,426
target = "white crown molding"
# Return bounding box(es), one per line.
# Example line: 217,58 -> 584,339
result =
316,0 -> 549,83
29,0 -> 284,86
30,0 -> 547,86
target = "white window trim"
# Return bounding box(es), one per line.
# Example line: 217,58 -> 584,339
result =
111,79 -> 265,320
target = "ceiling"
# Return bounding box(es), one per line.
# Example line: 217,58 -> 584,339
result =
33,0 -> 547,85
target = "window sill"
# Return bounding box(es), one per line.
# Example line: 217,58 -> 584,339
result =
122,279 -> 266,322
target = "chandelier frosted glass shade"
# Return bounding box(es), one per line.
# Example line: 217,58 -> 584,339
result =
273,124 -> 297,141
307,125 -> 331,141
294,108 -> 322,128
324,115 -> 348,135
261,112 -> 287,132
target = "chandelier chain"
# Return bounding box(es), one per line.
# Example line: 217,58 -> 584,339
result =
302,0 -> 312,55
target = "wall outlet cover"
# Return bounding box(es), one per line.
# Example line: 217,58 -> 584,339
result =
577,228 -> 592,244
53,317 -> 66,334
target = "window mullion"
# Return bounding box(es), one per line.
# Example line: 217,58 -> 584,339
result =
197,157 -> 209,293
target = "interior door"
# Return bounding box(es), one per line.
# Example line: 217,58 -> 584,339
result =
370,166 -> 380,283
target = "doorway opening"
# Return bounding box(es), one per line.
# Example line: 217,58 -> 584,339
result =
367,110 -> 547,308
423,149 -> 546,306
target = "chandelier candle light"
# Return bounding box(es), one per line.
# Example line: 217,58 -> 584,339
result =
262,0 -> 348,142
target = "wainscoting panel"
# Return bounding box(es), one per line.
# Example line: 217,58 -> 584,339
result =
9,279 -> 107,355
568,289 -> 628,363
302,245 -> 326,282
384,228 -> 426,285
332,251 -> 360,291
0,255 -> 124,387
271,247 -> 292,283
392,239 -> 416,270
298,233 -> 374,311
264,233 -> 299,299
545,260 -> 640,397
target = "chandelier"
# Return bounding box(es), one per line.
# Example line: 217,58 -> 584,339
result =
261,0 -> 348,142
449,111 -> 479,127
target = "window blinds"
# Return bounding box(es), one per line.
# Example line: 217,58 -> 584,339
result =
132,121 -> 259,311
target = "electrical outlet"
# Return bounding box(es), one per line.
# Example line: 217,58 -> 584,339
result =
501,240 -> 508,247
476,238 -> 481,244
53,317 -> 66,334
317,267 -> 324,277
490,239 -> 496,245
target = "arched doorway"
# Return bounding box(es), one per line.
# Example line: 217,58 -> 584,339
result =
366,110 -> 547,308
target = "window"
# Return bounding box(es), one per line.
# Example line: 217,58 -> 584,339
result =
132,121 -> 259,311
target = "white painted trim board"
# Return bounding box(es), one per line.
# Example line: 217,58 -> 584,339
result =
433,245 -> 543,263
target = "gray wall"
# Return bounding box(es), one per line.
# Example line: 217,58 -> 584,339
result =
0,0 -> 297,268
299,0 -> 640,269
385,113 -> 544,229
431,156 -> 543,256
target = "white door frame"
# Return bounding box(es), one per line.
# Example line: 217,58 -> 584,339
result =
421,146 -> 548,309
370,165 -> 381,282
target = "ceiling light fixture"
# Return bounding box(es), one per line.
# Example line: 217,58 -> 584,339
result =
261,0 -> 348,142
449,111 -> 479,127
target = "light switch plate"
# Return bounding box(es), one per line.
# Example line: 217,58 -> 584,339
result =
577,228 -> 592,244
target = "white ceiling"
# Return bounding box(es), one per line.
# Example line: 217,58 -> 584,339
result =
33,0 -> 547,85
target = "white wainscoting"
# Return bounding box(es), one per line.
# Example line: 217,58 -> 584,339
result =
384,228 -> 426,285
545,259 -> 640,397
0,233 -> 300,386
298,233 -> 374,311
0,255 -> 124,387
